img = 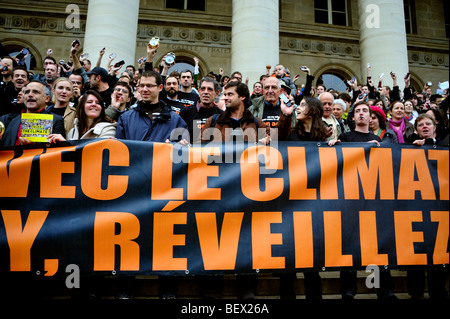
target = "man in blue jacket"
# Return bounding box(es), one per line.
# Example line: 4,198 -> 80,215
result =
115,71 -> 188,142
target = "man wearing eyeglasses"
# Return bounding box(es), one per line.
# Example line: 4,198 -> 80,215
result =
115,71 -> 188,142
105,81 -> 132,121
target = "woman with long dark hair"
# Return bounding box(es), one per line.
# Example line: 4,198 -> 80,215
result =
47,90 -> 116,142
278,96 -> 330,142
277,96 -> 327,300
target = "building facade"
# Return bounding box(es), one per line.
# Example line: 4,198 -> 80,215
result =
0,0 -> 448,93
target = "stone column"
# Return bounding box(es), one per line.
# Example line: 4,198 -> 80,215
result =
231,0 -> 279,87
358,0 -> 409,91
84,0 -> 140,70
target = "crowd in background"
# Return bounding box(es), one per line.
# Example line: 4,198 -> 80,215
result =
0,38 -> 449,300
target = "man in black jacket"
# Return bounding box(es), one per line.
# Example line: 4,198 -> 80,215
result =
0,81 -> 65,146
0,66 -> 29,116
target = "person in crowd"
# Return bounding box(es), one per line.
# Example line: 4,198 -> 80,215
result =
405,113 -> 449,301
250,76 -> 295,128
319,92 -> 341,141
276,96 -> 328,299
201,80 -> 269,143
115,70 -> 187,142
278,96 -> 329,142
178,69 -> 199,108
0,65 -> 29,116
0,56 -> 15,85
0,81 -> 65,146
369,105 -> 398,143
329,101 -> 390,300
332,98 -> 350,133
367,105 -> 400,299
220,75 -> 230,89
251,81 -> 263,99
105,81 -> 132,121
406,113 -> 446,146
380,71 -> 401,103
46,77 -> 76,135
180,77 -> 223,143
47,90 -> 116,142
199,81 -> 269,299
293,66 -> 314,105
329,101 -> 381,145
373,97 -> 389,117
42,62 -> 59,91
162,75 -> 185,114
425,108 -> 449,144
69,70 -> 85,107
388,101 -> 415,143
273,64 -> 296,95
316,84 -> 326,96
404,99 -> 417,125
230,71 -> 243,83
82,59 -> 92,73
113,70 -> 189,300
86,66 -> 113,107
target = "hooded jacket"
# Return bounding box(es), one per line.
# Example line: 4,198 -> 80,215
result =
115,100 -> 188,142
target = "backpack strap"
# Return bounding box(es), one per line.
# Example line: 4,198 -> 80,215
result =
210,113 -> 221,128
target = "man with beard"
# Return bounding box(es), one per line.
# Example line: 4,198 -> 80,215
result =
180,77 -> 222,143
178,69 -> 199,108
0,66 -> 29,116
199,81 -> 268,299
86,66 -> 113,107
163,75 -> 185,114
43,63 -> 59,91
201,81 -> 269,143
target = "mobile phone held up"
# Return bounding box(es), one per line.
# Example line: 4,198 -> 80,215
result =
16,48 -> 29,60
114,60 -> 125,68
280,93 -> 292,107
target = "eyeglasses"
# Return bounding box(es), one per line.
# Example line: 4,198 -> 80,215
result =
139,83 -> 158,89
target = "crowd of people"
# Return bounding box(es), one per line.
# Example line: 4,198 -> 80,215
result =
0,38 -> 449,300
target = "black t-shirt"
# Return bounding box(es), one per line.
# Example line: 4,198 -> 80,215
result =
178,90 -> 200,108
230,118 -> 242,130
165,98 -> 187,114
98,87 -> 114,108
180,104 -> 223,142
262,101 -> 281,128
289,130 -> 312,141
49,106 -> 66,116
338,130 -> 381,142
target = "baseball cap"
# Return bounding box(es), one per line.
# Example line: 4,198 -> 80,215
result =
86,67 -> 108,81
279,80 -> 291,94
